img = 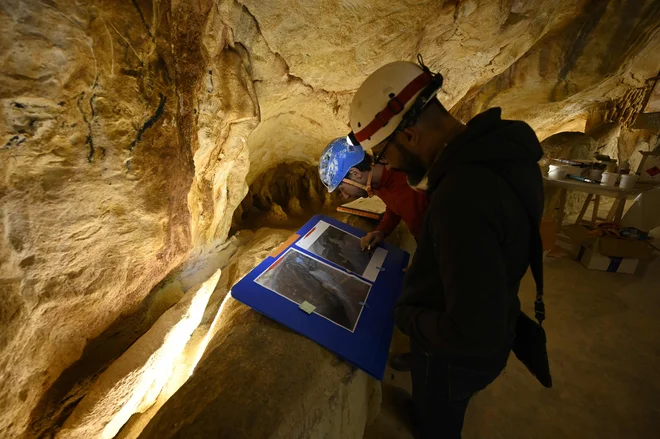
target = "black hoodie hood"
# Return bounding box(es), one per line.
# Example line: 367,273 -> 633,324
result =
427,107 -> 544,223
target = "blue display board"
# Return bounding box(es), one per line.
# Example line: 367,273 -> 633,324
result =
231,214 -> 409,380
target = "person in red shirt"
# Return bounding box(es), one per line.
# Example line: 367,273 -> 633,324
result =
319,137 -> 429,249
319,137 -> 429,371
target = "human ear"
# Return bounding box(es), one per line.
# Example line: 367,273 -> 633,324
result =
348,168 -> 361,179
397,127 -> 420,148
400,126 -> 419,148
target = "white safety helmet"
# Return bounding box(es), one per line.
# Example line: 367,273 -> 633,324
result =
348,57 -> 444,151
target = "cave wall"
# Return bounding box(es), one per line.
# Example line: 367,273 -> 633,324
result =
0,0 -> 261,435
237,0 -> 587,178
135,228 -> 381,439
1,0 -> 660,437
0,1 -> 195,436
234,161 -> 338,230
453,0 -> 660,139
184,2 -> 260,247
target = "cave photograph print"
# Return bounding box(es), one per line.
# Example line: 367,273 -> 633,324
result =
306,224 -> 372,276
255,249 -> 371,331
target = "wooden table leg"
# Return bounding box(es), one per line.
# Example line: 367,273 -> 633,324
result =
575,194 -> 594,225
543,187 -> 561,218
591,195 -> 601,224
556,189 -> 567,233
605,199 -> 620,222
614,198 -> 626,223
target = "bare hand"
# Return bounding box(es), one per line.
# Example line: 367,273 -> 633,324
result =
360,231 -> 384,251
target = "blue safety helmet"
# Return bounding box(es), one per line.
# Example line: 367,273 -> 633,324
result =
319,136 -> 366,192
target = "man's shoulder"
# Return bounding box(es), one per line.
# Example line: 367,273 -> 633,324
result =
426,165 -> 504,223
432,164 -> 501,201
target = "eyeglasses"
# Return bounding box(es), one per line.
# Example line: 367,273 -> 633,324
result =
373,136 -> 393,165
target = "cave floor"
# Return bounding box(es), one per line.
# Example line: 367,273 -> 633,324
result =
365,241 -> 660,438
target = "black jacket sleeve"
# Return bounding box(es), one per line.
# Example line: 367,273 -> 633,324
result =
397,178 -> 510,355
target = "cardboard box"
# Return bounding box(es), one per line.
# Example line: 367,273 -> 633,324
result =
577,246 -> 639,274
563,224 -> 654,274
563,224 -> 654,259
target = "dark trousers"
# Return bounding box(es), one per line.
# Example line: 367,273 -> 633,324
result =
409,339 -> 510,439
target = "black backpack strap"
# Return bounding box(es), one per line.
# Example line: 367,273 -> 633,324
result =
529,226 -> 545,326
489,164 -> 546,326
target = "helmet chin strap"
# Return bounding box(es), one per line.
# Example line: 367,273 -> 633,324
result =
342,169 -> 374,197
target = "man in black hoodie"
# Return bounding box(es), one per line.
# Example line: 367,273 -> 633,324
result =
348,60 -> 544,438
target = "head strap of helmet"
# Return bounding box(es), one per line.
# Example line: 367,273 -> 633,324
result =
341,169 -> 374,197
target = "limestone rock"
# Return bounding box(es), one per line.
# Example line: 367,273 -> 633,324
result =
113,324 -> 215,439
235,161 -> 338,229
131,227 -> 380,439
205,228 -> 296,318
1,2 -> 193,436
265,203 -> 289,224
138,298 -> 380,439
540,131 -> 596,166
287,197 -> 304,216
143,282 -> 185,330
587,122 -> 622,160
608,129 -> 660,176
56,270 -> 221,439
113,230 -> 262,439
239,0 -> 585,102
2,0 -> 660,437
453,0 -> 660,139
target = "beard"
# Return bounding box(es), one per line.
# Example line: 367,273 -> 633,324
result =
391,142 -> 427,187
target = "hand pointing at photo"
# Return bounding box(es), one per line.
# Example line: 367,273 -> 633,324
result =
360,231 -> 384,251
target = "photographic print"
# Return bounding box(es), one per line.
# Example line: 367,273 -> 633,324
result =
255,248 -> 371,332
308,224 -> 371,274
298,222 -> 370,273
296,220 -> 389,282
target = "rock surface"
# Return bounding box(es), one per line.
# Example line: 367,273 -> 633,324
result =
234,161 -> 338,230
56,270 -> 221,439
139,303 -> 381,439
1,0 -> 659,437
1,1 -> 193,436
136,228 -> 381,439
113,231 -> 256,439
453,0 -> 660,139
